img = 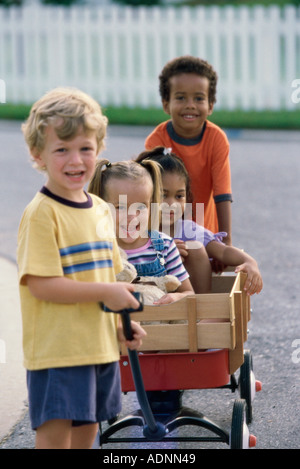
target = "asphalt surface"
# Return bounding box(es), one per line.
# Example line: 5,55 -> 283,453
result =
0,121 -> 299,450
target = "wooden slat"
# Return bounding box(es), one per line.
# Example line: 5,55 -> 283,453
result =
137,322 -> 233,352
247,295 -> 251,322
194,294 -> 231,319
229,291 -> 244,374
196,322 -> 233,350
137,293 -> 231,323
187,296 -> 197,352
237,272 -> 249,342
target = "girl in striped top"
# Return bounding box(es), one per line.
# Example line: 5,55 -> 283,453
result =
88,159 -> 194,304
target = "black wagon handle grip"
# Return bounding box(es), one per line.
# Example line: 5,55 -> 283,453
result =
100,291 -> 144,341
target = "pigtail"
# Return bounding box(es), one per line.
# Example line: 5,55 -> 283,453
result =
135,146 -> 166,164
139,159 -> 162,205
139,159 -> 163,232
88,158 -> 111,199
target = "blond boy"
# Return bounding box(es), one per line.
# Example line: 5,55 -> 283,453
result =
18,87 -> 145,449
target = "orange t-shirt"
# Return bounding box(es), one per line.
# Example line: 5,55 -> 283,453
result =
145,119 -> 232,233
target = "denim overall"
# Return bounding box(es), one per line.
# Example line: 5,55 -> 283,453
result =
136,230 -> 183,411
134,230 -> 167,278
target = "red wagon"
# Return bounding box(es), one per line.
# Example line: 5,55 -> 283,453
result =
100,272 -> 261,449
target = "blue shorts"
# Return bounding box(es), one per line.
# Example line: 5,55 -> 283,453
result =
27,362 -> 121,430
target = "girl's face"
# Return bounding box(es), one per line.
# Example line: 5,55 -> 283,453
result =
161,172 -> 186,229
105,176 -> 153,250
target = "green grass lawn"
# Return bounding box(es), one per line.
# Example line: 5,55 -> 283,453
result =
0,103 -> 300,130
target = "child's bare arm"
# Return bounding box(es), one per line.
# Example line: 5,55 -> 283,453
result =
154,278 -> 194,305
181,242 -> 212,293
216,201 -> 232,245
174,239 -> 189,260
206,241 -> 251,266
25,275 -> 140,311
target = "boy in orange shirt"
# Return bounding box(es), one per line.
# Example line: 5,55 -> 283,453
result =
145,56 -> 232,248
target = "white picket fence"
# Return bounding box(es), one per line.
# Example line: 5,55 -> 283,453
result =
0,4 -> 300,110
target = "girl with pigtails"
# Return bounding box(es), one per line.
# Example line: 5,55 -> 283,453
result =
88,158 -> 194,305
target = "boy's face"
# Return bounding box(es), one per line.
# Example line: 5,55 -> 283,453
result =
33,125 -> 98,202
163,73 -> 213,139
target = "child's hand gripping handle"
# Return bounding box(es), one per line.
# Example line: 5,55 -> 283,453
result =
101,292 -> 144,340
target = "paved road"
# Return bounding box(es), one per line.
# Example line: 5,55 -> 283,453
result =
0,120 -> 300,449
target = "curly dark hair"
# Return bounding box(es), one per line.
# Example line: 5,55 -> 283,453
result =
159,55 -> 218,105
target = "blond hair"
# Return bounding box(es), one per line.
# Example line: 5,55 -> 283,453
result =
88,159 -> 163,231
22,87 -> 107,168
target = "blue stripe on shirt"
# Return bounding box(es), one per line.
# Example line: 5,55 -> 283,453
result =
60,241 -> 114,274
63,259 -> 113,274
60,241 -> 112,257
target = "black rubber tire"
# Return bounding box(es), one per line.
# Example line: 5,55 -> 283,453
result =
230,399 -> 248,449
239,350 -> 253,423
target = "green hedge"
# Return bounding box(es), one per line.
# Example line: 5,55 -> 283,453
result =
1,103 -> 300,129
104,107 -> 300,130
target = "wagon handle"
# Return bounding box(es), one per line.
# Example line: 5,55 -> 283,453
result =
101,292 -> 167,440
101,291 -> 144,340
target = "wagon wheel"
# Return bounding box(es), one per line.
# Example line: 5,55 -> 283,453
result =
230,399 -> 256,449
239,350 -> 253,423
240,349 -> 261,423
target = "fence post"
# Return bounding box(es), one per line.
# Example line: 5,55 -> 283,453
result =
0,79 -> 5,103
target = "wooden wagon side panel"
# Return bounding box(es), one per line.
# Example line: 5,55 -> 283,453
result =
120,272 -> 251,368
